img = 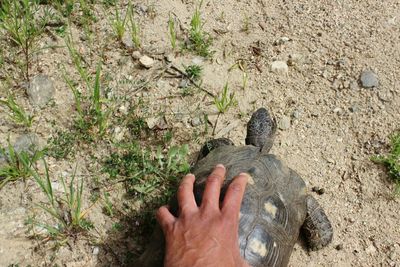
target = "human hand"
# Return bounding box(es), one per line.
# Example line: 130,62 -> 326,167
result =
156,164 -> 250,267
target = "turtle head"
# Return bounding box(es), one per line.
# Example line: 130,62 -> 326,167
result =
245,108 -> 276,152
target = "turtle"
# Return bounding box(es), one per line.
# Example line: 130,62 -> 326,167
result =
135,107 -> 333,267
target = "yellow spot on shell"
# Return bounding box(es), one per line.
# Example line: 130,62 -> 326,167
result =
249,239 -> 268,257
247,175 -> 255,185
264,202 -> 277,219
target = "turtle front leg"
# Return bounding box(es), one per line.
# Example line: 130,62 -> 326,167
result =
300,195 -> 333,250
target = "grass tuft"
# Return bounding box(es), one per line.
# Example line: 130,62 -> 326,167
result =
25,161 -> 94,242
372,131 -> 400,195
0,139 -> 44,190
186,1 -> 213,57
214,82 -> 236,114
0,0 -> 51,81
0,94 -> 33,127
168,13 -> 177,50
184,64 -> 203,80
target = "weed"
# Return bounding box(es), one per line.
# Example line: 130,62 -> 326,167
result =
184,64 -> 203,80
26,161 -> 93,241
214,82 -> 236,113
110,5 -> 129,41
0,139 -> 44,190
241,14 -> 250,33
65,38 -> 112,141
0,94 -> 33,127
47,130 -> 76,159
128,2 -> 141,48
103,142 -> 190,203
102,192 -> 114,216
0,0 -> 51,81
372,131 -> 400,194
168,13 -> 177,50
186,1 -> 213,57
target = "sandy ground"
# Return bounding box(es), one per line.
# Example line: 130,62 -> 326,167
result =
0,0 -> 399,266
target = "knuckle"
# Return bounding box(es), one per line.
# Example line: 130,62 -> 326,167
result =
207,174 -> 221,183
229,182 -> 243,192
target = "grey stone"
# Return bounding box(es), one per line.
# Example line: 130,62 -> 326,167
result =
378,89 -> 393,102
292,109 -> 301,119
14,133 -> 41,154
270,61 -> 288,74
132,51 -> 142,60
273,36 -> 290,45
350,80 -> 359,90
122,32 -> 134,49
179,79 -> 190,88
278,116 -> 291,130
27,75 -> 55,107
191,117 -> 202,127
139,55 -> 154,68
360,70 -> 379,88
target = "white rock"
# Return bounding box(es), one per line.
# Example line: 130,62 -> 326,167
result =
132,51 -> 142,60
270,61 -> 288,74
139,55 -> 154,68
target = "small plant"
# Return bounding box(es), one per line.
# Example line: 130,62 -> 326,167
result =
47,130 -> 77,159
128,3 -> 141,48
214,82 -> 236,114
0,0 -> 51,81
184,64 -> 203,80
26,161 -> 93,241
103,142 -> 190,202
65,38 -> 112,141
241,14 -> 250,33
372,131 -> 400,194
168,13 -> 177,50
110,5 -> 129,41
186,1 -> 213,57
0,139 -> 44,190
0,94 -> 33,127
102,192 -> 114,216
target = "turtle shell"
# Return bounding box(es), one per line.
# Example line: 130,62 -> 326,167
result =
191,145 -> 308,267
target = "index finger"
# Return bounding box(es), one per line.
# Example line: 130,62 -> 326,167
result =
221,173 -> 248,217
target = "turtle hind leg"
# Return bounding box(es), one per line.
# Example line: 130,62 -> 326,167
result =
245,108 -> 276,152
196,138 -> 234,162
301,195 -> 333,250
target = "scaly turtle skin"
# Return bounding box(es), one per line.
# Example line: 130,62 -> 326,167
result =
135,107 -> 333,267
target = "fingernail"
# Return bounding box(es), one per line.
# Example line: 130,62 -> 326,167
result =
186,173 -> 195,179
216,164 -> 225,169
239,172 -> 250,180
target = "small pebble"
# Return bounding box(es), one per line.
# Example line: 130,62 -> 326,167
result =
278,116 -> 291,130
333,107 -> 343,114
122,32 -> 134,49
270,61 -> 288,74
350,80 -> 358,90
273,36 -> 290,45
179,79 -> 190,88
139,55 -> 154,68
312,186 -> 325,195
165,54 -> 174,63
292,109 -> 301,119
191,117 -> 202,127
360,70 -> 379,88
335,244 -> 344,251
92,247 -> 100,255
132,51 -> 142,60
